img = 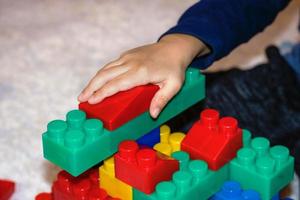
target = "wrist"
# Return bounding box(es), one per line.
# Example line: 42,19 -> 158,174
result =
159,34 -> 209,68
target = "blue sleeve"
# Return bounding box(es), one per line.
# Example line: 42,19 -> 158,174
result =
161,0 -> 290,69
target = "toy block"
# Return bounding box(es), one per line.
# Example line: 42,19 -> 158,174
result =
99,157 -> 132,200
43,68 -> 205,176
0,179 -> 15,200
114,140 -> 179,194
154,125 -> 185,156
229,137 -> 294,200
35,193 -> 52,200
210,181 -> 261,200
43,110 -> 111,176
181,108 -> 243,170
137,127 -> 160,148
79,84 -> 159,131
133,151 -> 229,200
52,168 -> 102,200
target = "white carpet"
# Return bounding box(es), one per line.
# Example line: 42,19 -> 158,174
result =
0,0 -> 299,199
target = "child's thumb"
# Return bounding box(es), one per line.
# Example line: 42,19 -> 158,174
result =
149,80 -> 182,118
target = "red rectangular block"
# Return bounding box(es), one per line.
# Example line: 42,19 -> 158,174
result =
79,85 -> 159,131
181,109 -> 243,170
114,140 -> 179,194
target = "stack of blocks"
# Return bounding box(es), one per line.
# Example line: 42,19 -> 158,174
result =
37,68 -> 295,200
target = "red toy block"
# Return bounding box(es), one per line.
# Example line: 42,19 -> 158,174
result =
79,85 -> 159,131
0,179 -> 15,200
52,168 -> 104,200
35,193 -> 52,200
114,140 -> 179,194
181,109 -> 243,170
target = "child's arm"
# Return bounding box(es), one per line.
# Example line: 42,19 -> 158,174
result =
78,0 -> 290,118
78,34 -> 209,118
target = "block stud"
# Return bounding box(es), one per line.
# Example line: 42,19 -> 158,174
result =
270,145 -> 289,168
137,149 -> 157,168
73,179 -> 91,197
84,119 -> 103,140
119,141 -> 139,161
66,110 -> 86,129
256,157 -> 275,175
169,132 -> 185,152
57,171 -> 73,192
172,151 -> 190,171
200,109 -> 219,129
47,120 -> 67,140
242,129 -> 252,147
156,181 -> 176,199
221,181 -> 242,197
173,171 -> 193,194
188,160 -> 208,182
64,130 -> 85,148
237,148 -> 256,166
251,137 -> 270,157
219,117 -> 238,136
160,125 -> 171,143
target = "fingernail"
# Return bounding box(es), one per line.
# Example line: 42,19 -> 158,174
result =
78,94 -> 84,101
152,107 -> 160,118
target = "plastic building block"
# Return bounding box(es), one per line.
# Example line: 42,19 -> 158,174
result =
154,125 -> 185,156
99,157 -> 132,200
52,168 -> 103,200
43,68 -> 205,176
79,85 -> 159,131
137,127 -> 160,148
0,179 -> 15,200
43,110 -> 111,176
210,181 -> 261,200
181,109 -> 243,170
229,137 -> 294,200
133,151 -> 229,200
35,193 -> 52,200
114,140 -> 179,194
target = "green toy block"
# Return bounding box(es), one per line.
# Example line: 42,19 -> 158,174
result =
133,151 -> 229,200
43,68 -> 205,176
229,137 -> 294,200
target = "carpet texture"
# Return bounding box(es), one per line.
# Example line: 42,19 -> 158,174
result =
0,0 -> 298,199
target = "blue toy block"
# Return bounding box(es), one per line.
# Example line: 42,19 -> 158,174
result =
136,127 -> 160,148
210,181 -> 261,200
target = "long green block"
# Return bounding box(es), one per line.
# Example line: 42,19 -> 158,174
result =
133,151 -> 229,200
229,136 -> 294,200
42,68 -> 205,176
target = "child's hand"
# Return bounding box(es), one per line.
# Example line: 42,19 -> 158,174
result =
78,34 -> 209,118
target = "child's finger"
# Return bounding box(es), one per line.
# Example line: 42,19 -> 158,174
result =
102,58 -> 126,70
149,79 -> 182,118
88,70 -> 146,104
78,65 -> 130,102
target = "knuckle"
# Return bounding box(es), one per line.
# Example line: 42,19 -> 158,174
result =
120,52 -> 132,60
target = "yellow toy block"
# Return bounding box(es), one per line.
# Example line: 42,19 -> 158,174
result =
154,125 -> 185,156
99,157 -> 132,200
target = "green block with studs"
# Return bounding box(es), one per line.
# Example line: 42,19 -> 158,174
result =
229,136 -> 294,200
43,68 -> 205,176
133,151 -> 229,200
